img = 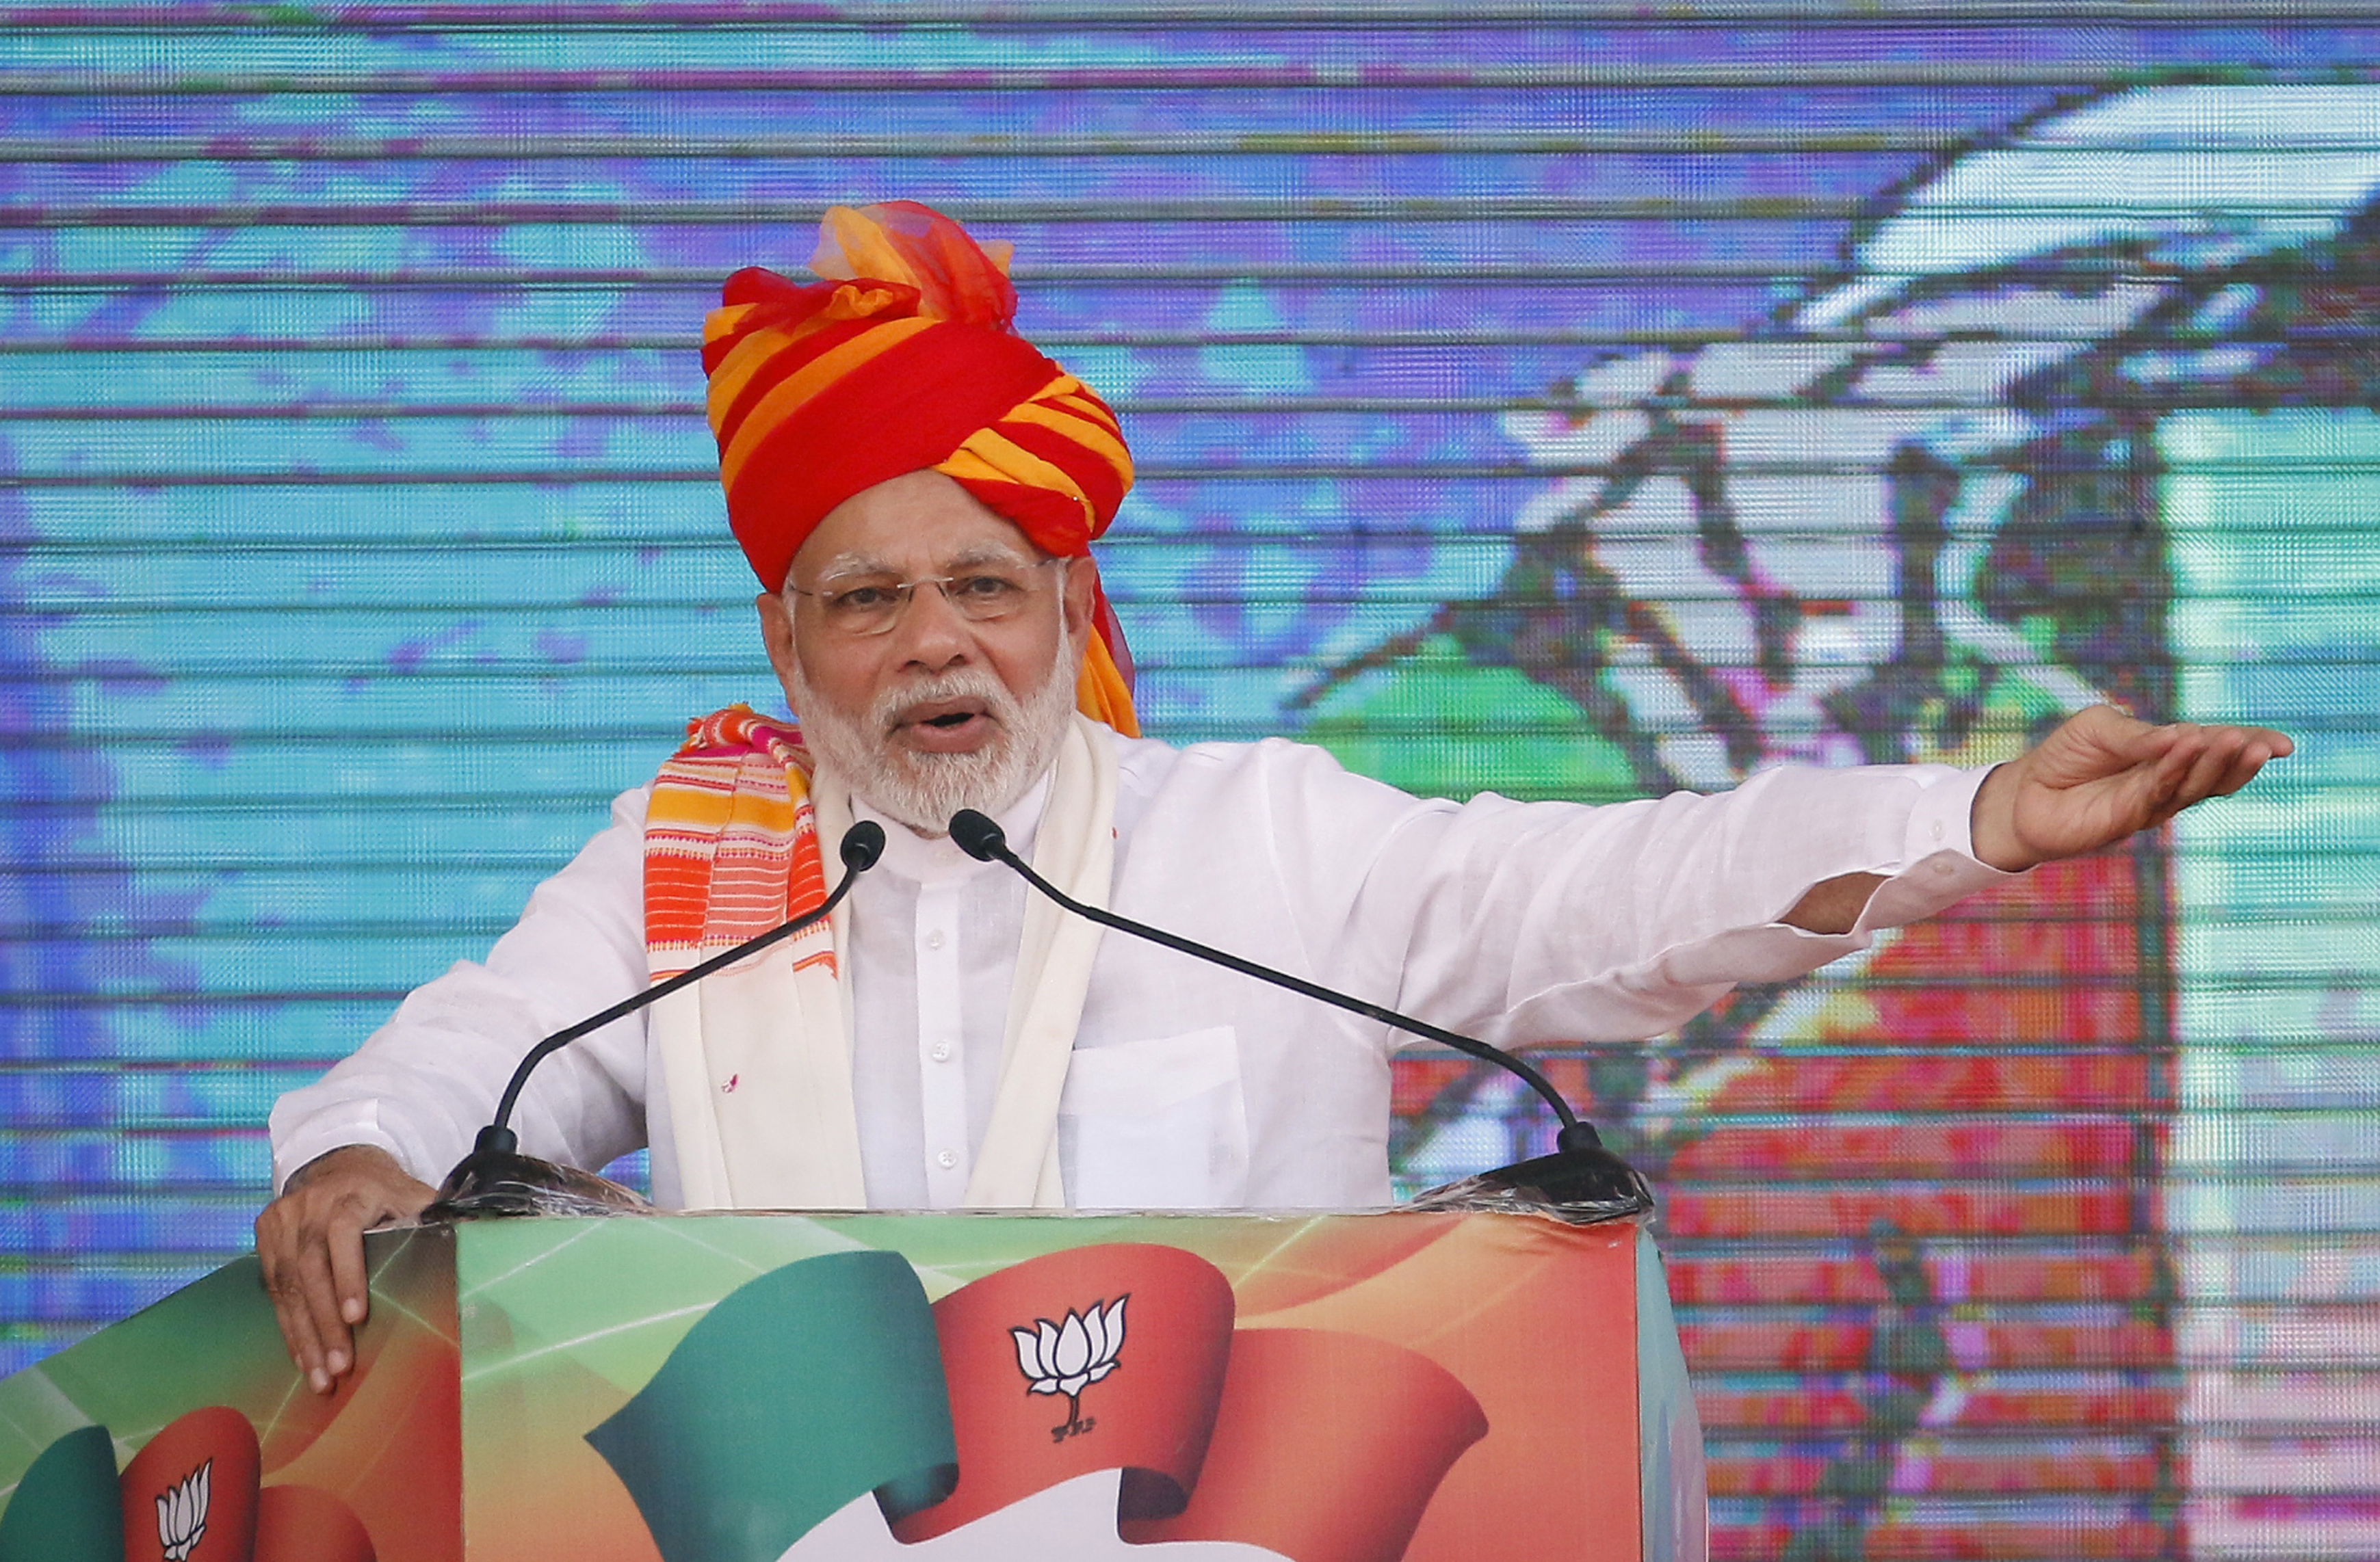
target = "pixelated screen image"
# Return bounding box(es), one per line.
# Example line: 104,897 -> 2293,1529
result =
3,6 -> 2377,1558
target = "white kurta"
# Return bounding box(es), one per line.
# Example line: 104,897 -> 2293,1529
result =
269,729 -> 2013,1210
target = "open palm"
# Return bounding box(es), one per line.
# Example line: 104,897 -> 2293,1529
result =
1971,705 -> 2292,871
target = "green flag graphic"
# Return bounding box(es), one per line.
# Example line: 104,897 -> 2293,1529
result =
0,1425 -> 122,1562
585,1249 -> 956,1562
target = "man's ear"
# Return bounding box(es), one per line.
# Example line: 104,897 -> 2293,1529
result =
756,590 -> 802,711
1060,555 -> 1098,643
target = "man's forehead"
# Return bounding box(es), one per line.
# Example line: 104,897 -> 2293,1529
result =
790,468 -> 1050,581
808,538 -> 1043,581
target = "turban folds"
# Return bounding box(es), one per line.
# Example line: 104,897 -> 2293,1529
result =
703,201 -> 1139,735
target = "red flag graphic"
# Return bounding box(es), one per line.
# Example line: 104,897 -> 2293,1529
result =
120,1406 -> 260,1562
252,1485 -> 376,1562
890,1243 -> 1235,1541
1121,1327 -> 1489,1562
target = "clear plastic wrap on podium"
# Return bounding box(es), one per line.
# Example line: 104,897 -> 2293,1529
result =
0,1208 -> 1706,1562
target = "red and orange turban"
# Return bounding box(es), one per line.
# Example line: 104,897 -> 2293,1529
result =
703,201 -> 1139,736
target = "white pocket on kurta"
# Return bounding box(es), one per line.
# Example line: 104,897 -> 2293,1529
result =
1058,1024 -> 1249,1208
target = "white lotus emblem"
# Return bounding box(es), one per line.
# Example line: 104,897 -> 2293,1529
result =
1011,1295 -> 1127,1443
156,1457 -> 210,1562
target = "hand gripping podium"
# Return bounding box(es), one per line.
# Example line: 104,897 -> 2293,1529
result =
0,1210 -> 1705,1562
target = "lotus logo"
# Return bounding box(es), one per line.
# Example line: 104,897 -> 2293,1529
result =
156,1457 -> 211,1561
1011,1295 -> 1127,1444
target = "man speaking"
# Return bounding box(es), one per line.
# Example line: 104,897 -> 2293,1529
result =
257,200 -> 2288,1393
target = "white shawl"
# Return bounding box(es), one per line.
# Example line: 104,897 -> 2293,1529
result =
651,714 -> 1116,1210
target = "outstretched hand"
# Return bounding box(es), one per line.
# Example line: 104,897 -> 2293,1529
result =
1971,705 -> 2291,872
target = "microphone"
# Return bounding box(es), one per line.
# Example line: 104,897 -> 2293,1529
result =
945,809 -> 1650,1223
423,819 -> 889,1220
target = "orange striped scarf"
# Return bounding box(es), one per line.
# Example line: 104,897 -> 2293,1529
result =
643,704 -> 831,982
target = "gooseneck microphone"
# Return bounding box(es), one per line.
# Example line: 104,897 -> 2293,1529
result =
423,819 -> 889,1219
945,808 -> 1651,1221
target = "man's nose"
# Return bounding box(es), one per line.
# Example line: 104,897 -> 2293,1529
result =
886,578 -> 976,668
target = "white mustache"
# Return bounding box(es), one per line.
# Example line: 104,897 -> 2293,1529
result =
873,668 -> 1021,735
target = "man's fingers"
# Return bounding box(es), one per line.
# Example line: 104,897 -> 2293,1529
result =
2206,740 -> 2273,799
2238,725 -> 2294,759
2141,730 -> 2268,828
292,1226 -> 355,1392
2074,704 -> 2184,765
268,1271 -> 327,1386
326,1213 -> 372,1332
2132,728 -> 2201,806
257,1208 -> 318,1376
2173,729 -> 2242,805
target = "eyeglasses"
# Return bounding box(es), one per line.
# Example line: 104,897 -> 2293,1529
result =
786,558 -> 1064,638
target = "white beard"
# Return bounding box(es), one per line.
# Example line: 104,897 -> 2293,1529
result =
792,632 -> 1080,836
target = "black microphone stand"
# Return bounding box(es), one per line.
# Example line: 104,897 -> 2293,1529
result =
946,810 -> 1651,1225
423,821 -> 890,1220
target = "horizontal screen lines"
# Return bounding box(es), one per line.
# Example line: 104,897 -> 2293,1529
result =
1661,1175 -> 2380,1193
1408,1037 -> 2373,1057
16,522 -> 2379,548
0,793 -> 638,813
0,1057 -> 324,1074
1677,1440 -> 2350,1470
1676,1299 -> 2380,1321
1708,1500 -> 2367,1530
1,3 -> 2361,28
19,385 -> 2380,417
8,266 -> 2316,286
1,920 -> 523,940
1699,1422 -> 2367,1447
0,328 -> 2358,354
5,135 -> 2367,164
0,1181 -> 267,1202
2,619 -> 2370,645
1705,1429 -> 2346,1444
0,1125 -> 265,1141
0,1251 -> 234,1273
0,1 -> 2366,23
1658,1231 -> 2377,1258
22,194 -> 2380,224
24,460 -> 2380,486
10,259 -> 2362,283
4,59 -> 2375,94
0,990 -> 410,1006
0,133 -> 2039,159
10,66 -> 2377,96
21,588 -> 2380,609
3,393 -> 2230,422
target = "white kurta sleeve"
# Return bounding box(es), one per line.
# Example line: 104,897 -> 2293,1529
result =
1297,751 -> 2018,1047
266,787 -> 656,1191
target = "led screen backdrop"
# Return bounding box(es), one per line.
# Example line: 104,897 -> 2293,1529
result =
3,5 -> 2377,1559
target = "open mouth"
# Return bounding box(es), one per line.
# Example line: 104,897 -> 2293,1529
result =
892,697 -> 999,752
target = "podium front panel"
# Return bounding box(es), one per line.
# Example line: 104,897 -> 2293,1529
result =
0,1210 -> 1703,1562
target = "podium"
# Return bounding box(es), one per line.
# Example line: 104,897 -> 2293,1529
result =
0,1210 -> 1705,1562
